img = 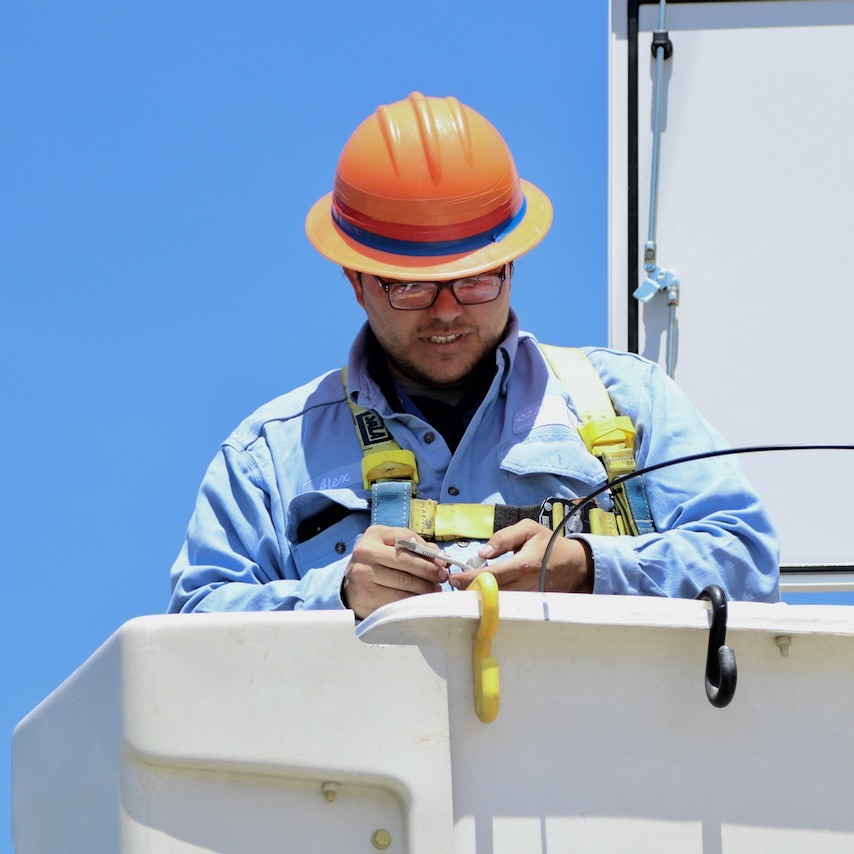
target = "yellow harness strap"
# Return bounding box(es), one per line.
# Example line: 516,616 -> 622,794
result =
410,499 -> 496,541
343,368 -> 419,489
540,346 -> 654,536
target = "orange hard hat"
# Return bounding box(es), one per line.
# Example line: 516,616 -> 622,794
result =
305,92 -> 553,280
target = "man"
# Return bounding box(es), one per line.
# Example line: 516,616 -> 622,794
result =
169,92 -> 779,619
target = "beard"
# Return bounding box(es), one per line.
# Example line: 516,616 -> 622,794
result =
375,318 -> 509,390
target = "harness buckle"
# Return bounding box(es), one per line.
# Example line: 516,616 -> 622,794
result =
361,449 -> 419,490
539,497 -> 588,535
577,416 -> 636,456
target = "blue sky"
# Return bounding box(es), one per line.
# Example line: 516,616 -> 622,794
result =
3,3 -> 843,848
2,3 -> 611,845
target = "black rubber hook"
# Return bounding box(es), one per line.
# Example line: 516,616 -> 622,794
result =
696,585 -> 737,708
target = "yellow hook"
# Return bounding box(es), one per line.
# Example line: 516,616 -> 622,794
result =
467,572 -> 500,723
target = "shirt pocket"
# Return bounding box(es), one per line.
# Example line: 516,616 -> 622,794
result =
497,426 -> 607,504
287,489 -> 369,578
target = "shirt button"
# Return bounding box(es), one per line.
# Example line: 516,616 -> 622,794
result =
448,486 -> 460,496
424,432 -> 435,444
335,542 -> 346,554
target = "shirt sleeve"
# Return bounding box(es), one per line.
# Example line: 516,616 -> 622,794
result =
581,352 -> 780,602
168,444 -> 349,614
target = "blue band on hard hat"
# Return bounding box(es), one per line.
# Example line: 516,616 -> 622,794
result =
332,198 -> 528,257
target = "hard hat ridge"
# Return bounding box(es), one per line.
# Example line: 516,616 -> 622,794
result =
305,92 -> 553,279
382,92 -> 457,182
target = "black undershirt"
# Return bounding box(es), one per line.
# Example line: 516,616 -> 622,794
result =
366,331 -> 496,453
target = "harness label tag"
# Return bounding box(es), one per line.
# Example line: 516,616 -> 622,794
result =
355,410 -> 392,447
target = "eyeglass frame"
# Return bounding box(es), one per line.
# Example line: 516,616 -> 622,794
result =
367,262 -> 513,311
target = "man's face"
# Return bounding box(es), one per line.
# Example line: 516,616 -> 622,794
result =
346,266 -> 512,389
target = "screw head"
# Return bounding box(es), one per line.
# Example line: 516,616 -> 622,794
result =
372,828 -> 392,849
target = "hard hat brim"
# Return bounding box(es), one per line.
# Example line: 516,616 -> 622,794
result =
305,179 -> 553,280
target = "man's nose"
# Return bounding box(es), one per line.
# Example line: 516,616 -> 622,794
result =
428,284 -> 462,321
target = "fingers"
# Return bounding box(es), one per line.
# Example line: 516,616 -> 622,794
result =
477,519 -> 544,561
450,520 -> 547,590
354,526 -> 447,572
450,522 -> 593,594
343,526 -> 449,619
450,561 -> 528,591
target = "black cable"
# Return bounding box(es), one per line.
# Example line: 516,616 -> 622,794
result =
538,443 -> 854,593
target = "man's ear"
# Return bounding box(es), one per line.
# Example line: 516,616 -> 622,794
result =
343,268 -> 366,308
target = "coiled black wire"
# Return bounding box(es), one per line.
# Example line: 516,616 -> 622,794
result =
538,443 -> 854,593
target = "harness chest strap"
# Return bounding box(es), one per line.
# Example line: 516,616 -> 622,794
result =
377,491 -> 591,542
342,348 -> 655,540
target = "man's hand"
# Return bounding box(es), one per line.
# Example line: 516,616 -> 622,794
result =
342,525 -> 450,619
449,519 -> 594,593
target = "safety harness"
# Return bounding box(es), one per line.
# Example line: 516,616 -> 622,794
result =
343,346 -> 655,541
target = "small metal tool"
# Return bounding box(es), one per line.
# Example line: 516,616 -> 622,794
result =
396,538 -> 486,571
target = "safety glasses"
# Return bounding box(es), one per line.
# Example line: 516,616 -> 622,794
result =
374,263 -> 512,311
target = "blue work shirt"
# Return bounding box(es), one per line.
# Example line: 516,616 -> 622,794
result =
168,315 -> 779,612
